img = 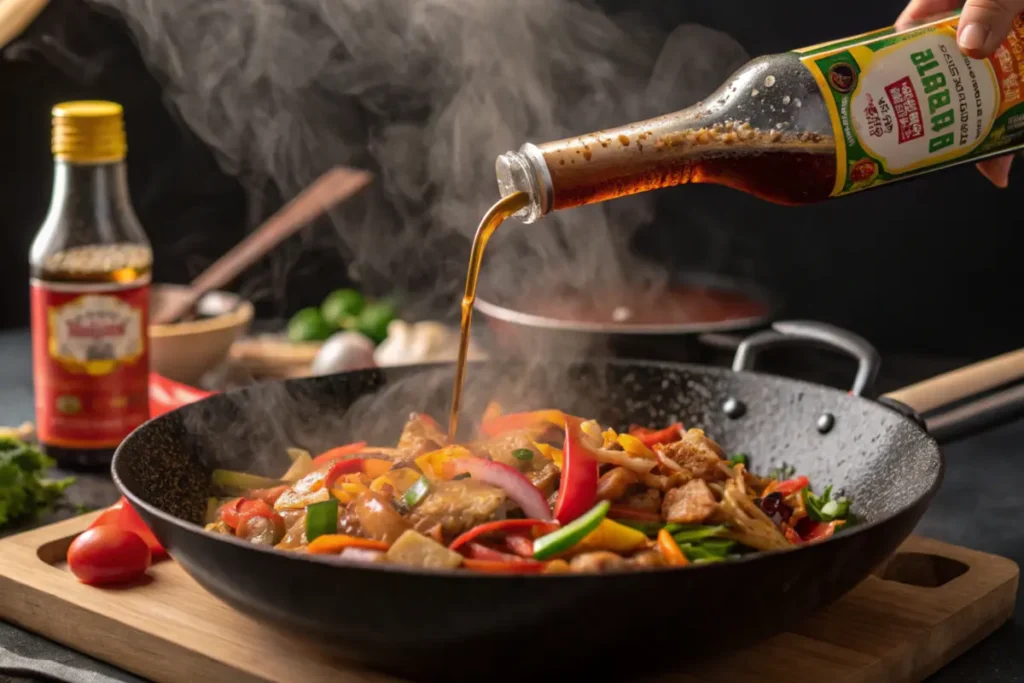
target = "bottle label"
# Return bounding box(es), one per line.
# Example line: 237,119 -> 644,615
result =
797,12 -> 1024,195
30,280 -> 150,449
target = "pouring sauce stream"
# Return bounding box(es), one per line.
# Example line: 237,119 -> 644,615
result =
448,191 -> 529,439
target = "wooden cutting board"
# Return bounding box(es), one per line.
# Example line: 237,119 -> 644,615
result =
0,512 -> 1017,683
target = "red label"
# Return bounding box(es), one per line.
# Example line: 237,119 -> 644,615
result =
30,281 -> 150,449
885,76 -> 924,144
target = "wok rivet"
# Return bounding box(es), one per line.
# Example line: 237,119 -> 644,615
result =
723,397 -> 746,419
816,412 -> 835,434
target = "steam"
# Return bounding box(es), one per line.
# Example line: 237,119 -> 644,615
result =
86,0 -> 748,321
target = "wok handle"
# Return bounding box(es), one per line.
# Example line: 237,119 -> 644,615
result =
732,320 -> 881,396
881,349 -> 1024,443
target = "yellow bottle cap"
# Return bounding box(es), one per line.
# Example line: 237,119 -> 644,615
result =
51,101 -> 127,163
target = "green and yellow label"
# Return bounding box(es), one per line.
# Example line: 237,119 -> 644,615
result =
798,12 -> 1024,195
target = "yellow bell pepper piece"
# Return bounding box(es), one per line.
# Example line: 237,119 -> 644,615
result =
415,446 -> 473,480
533,442 -> 563,468
574,519 -> 650,553
370,467 -> 423,495
617,433 -> 656,459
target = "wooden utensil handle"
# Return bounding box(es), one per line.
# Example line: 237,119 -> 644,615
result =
883,349 -> 1024,415
0,0 -> 49,49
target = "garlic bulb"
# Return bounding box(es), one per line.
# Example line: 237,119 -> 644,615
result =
373,320 -> 485,367
311,331 -> 376,375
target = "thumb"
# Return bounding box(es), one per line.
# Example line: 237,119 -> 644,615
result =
958,0 -> 1024,58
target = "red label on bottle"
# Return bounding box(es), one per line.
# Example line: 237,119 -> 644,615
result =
30,280 -> 150,449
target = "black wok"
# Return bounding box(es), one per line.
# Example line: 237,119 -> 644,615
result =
112,321 -> 1024,681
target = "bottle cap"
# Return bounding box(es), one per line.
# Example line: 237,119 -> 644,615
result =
51,101 -> 127,163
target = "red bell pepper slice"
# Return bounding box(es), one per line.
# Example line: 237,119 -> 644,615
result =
553,421 -> 600,525
503,533 -> 535,558
462,558 -> 549,574
463,542 -> 543,565
323,458 -> 367,490
627,422 -> 684,447
607,505 -> 662,522
310,442 -> 368,468
777,475 -> 810,497
89,496 -> 168,560
783,525 -> 802,544
448,519 -> 559,552
480,410 -> 567,438
149,372 -> 214,418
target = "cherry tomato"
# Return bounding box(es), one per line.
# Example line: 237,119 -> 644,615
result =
89,497 -> 168,560
67,527 -> 152,586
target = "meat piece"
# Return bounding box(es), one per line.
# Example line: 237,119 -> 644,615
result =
238,515 -> 284,546
658,428 -> 727,482
569,551 -> 627,573
596,467 -> 639,501
276,513 -> 308,550
408,480 -> 507,539
350,491 -> 411,543
480,432 -> 558,497
396,413 -> 446,459
620,487 -> 662,514
527,462 -> 560,498
663,479 -> 718,524
628,550 -> 666,569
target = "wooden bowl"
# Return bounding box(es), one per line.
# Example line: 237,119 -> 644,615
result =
150,284 -> 254,385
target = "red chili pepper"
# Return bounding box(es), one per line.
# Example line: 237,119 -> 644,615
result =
462,558 -> 549,574
323,458 -> 366,490
217,498 -> 246,529
777,475 -> 810,497
627,423 -> 684,447
783,526 -> 802,544
89,496 -> 168,560
503,533 -> 535,558
553,421 -> 600,525
245,485 -> 290,506
799,519 -> 844,543
149,372 -> 214,418
463,543 -> 545,568
448,519 -> 559,552
310,442 -> 368,468
607,505 -> 663,522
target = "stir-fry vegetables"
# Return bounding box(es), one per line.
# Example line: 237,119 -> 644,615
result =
204,408 -> 855,573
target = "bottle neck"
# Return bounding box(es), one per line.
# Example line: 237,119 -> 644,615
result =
47,160 -> 133,234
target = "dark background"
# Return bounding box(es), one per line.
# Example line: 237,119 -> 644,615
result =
1,0 -> 1020,358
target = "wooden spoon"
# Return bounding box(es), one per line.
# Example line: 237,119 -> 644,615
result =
0,0 -> 49,50
153,167 -> 372,325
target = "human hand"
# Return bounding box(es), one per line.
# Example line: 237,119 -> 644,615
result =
895,0 -> 1024,187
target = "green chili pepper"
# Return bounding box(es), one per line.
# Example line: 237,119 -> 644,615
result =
512,448 -> 534,462
532,500 -> 610,560
403,477 -> 431,508
305,499 -> 338,542
614,519 -> 665,536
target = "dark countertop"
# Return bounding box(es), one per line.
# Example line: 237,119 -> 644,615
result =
1,328 -> 1022,682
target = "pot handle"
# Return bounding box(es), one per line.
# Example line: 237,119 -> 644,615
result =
881,349 -> 1024,442
731,320 -> 881,397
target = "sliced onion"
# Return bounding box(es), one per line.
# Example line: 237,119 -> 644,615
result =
453,457 -> 553,521
592,448 -> 658,474
656,449 -> 684,472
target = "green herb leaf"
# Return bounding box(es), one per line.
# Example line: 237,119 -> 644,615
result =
803,485 -> 851,522
512,448 -> 534,462
727,453 -> 748,467
672,525 -> 727,544
768,462 -> 796,480
453,472 -> 471,481
0,438 -> 74,529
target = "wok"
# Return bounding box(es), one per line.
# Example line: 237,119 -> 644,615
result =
112,321 -> 1024,681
